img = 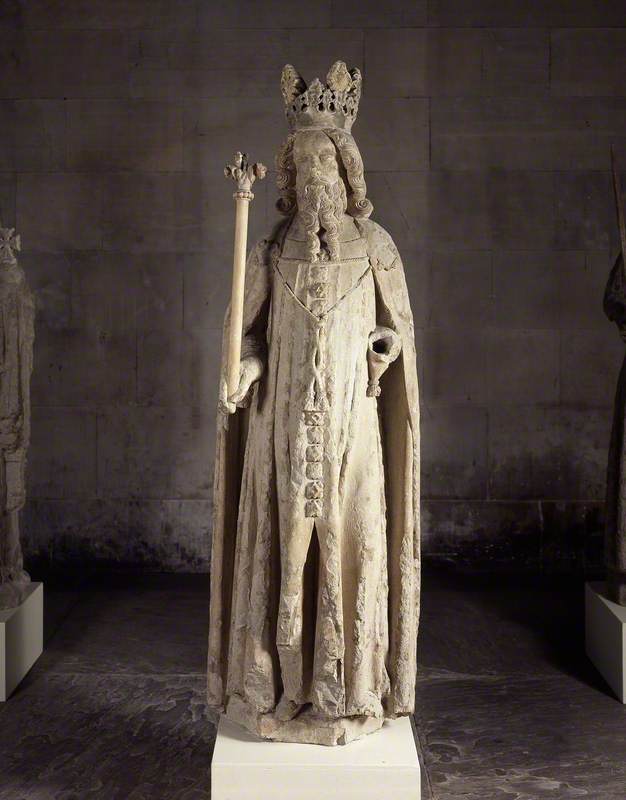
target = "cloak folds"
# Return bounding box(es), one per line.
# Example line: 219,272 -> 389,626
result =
207,217 -> 420,721
604,252 -> 626,602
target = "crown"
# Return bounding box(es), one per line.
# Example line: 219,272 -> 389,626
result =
281,61 -> 362,133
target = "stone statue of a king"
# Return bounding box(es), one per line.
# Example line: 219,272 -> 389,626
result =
0,224 -> 34,610
207,61 -> 420,745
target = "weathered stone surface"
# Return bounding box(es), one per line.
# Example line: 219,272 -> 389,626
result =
21,0 -> 197,30
332,0 -> 426,27
540,501 -> 603,573
130,65 -> 278,102
488,330 -> 560,405
183,98 -> 281,176
66,100 -> 184,172
131,29 -> 363,101
489,172 -> 555,249
421,406 -> 488,499
197,1 -> 332,29
558,251 -> 605,330
555,171 -> 613,250
366,28 -> 549,98
69,251 -> 184,333
100,174 -> 209,253
560,330 -> 623,405
32,327 -> 136,406
0,100 -> 65,171
97,406 -> 213,500
428,0 -> 626,27
127,500 -> 211,571
182,250 -> 235,331
17,174 -> 103,252
19,252 -> 72,331
23,498 -> 211,573
423,329 -> 488,404
422,500 -> 541,568
23,499 -> 130,566
489,407 -> 610,502
358,99 -> 429,172
481,29 -> 549,96
0,175 -> 15,226
428,250 -> 492,329
365,171 -> 428,250
137,326 -> 220,407
0,31 -> 130,99
552,29 -> 626,96
28,409 -> 97,499
432,97 -> 626,170
492,252 -> 560,329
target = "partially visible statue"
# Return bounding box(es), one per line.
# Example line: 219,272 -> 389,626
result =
0,225 -> 35,610
604,250 -> 626,605
604,149 -> 626,606
207,62 -> 420,745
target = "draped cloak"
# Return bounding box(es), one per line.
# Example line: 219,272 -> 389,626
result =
604,252 -> 626,597
207,215 -> 420,723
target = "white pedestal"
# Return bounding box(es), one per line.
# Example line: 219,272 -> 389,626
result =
0,582 -> 43,702
585,581 -> 626,703
212,715 -> 421,800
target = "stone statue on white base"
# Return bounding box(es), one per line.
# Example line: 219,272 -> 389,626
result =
207,62 -> 420,745
0,225 -> 35,610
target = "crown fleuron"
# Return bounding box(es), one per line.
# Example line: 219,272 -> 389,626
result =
281,61 -> 362,133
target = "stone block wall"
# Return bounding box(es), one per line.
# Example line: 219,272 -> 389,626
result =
2,0 -> 625,571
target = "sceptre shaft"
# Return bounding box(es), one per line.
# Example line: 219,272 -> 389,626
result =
611,145 -> 626,278
224,153 -> 266,399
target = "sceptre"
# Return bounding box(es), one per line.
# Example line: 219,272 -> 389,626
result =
224,152 -> 266,399
611,145 -> 626,279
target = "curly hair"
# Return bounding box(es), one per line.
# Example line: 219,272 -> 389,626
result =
275,128 -> 373,219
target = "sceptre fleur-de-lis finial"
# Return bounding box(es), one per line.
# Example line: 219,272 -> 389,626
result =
0,225 -> 20,264
224,152 -> 267,200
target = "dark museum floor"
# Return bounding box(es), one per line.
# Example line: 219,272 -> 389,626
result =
1,567 -> 626,800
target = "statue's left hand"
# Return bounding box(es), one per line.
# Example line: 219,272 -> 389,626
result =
366,327 -> 402,397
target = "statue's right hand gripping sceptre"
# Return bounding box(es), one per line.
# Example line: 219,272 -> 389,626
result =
222,153 -> 266,412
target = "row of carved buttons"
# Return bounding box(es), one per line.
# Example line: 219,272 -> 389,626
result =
307,265 -> 329,283
304,407 -> 324,518
305,499 -> 322,518
307,264 -> 329,316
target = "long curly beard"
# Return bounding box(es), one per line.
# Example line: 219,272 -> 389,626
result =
297,176 -> 347,262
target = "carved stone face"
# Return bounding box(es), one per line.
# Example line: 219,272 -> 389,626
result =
293,130 -> 341,196
291,130 -> 347,261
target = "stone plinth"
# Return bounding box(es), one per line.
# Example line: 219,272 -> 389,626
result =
0,582 -> 43,701
585,581 -> 626,703
211,714 -> 421,800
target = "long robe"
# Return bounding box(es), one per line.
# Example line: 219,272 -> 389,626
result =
0,267 -> 35,607
207,214 -> 420,730
604,252 -> 626,603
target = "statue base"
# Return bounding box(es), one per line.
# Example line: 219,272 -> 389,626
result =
212,713 -> 421,799
585,582 -> 626,703
0,582 -> 43,701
